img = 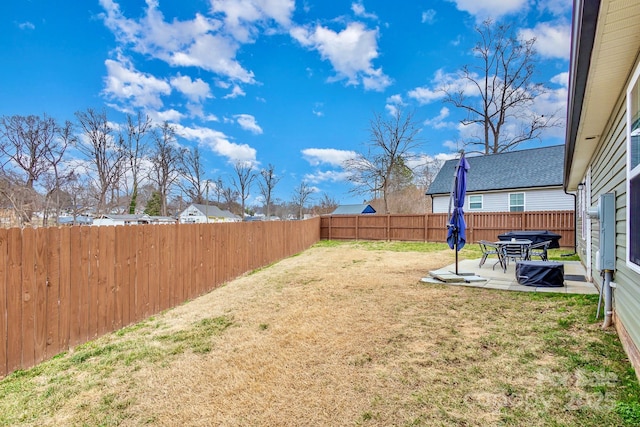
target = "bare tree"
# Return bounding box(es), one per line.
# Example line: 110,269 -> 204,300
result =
0,114 -> 62,222
258,163 -> 281,219
442,19 -> 560,154
291,181 -> 314,219
344,109 -> 423,214
75,108 -> 126,214
179,145 -> 207,204
148,121 -> 181,216
314,192 -> 339,215
122,112 -> 152,214
42,120 -> 75,225
231,162 -> 256,220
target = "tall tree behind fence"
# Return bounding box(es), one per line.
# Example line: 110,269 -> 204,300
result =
320,211 -> 575,248
0,218 -> 320,378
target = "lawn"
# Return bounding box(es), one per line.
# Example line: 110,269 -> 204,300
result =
1,241 -> 639,426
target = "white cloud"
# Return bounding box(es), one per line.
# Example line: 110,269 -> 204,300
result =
424,107 -> 454,129
304,169 -> 350,183
176,123 -> 257,163
99,0 -> 255,83
223,85 -> 246,98
18,21 -> 35,30
211,0 -> 295,42
447,0 -> 529,20
351,2 -> 378,20
234,114 -> 263,134
421,9 -> 436,24
519,22 -> 571,60
408,69 -> 479,105
302,148 -> 356,166
550,72 -> 568,87
103,58 -> 171,110
170,74 -> 212,103
290,22 -> 391,91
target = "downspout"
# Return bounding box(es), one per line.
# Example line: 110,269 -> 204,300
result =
602,270 -> 614,329
562,188 -> 578,256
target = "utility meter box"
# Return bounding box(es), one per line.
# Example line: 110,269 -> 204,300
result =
588,193 -> 616,271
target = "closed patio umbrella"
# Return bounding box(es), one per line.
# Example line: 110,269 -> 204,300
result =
447,152 -> 470,275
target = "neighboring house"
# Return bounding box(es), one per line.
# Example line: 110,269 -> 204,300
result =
330,204 -> 376,215
58,215 -> 94,226
92,214 -> 151,226
148,216 -> 178,225
565,1 -> 640,373
179,203 -> 241,223
426,145 -> 574,213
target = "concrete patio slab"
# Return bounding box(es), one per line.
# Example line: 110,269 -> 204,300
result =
422,258 -> 599,295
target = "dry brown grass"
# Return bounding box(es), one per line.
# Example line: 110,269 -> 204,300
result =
2,243 -> 635,426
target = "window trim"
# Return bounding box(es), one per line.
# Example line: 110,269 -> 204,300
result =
508,192 -> 525,212
627,62 -> 640,274
468,194 -> 483,210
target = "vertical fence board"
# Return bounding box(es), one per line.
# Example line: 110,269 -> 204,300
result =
147,226 -> 160,315
58,227 -> 70,351
125,226 -> 137,327
88,226 -> 100,339
45,227 -> 60,359
138,227 -> 150,319
21,228 -> 36,368
114,226 -> 128,330
33,228 -> 48,365
6,228 -> 22,372
0,229 -> 7,377
157,225 -> 168,312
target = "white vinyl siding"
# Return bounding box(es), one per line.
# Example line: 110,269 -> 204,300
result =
431,187 -> 574,213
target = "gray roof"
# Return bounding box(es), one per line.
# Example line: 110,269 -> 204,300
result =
331,204 -> 376,215
426,145 -> 565,195
190,204 -> 239,219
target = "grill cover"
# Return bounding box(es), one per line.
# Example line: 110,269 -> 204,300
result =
498,230 -> 562,248
516,261 -> 564,287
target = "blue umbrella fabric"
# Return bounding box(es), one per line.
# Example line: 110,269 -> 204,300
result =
447,153 -> 470,251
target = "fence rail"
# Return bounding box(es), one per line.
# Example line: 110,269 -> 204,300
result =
320,211 -> 575,248
0,218 -> 320,378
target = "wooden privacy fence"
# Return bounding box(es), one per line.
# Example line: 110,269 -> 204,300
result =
0,218 -> 320,378
320,210 -> 575,248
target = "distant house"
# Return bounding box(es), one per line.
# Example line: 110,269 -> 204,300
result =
330,204 -> 376,215
426,145 -> 574,213
58,215 -> 93,226
148,216 -> 178,225
565,0 -> 640,376
92,214 -> 151,226
179,204 -> 241,223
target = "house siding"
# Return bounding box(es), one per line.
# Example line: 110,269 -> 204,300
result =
581,73 -> 640,357
431,187 -> 573,213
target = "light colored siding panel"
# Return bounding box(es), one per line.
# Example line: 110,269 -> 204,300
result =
433,188 -> 573,213
524,188 -> 575,211
589,90 -> 640,353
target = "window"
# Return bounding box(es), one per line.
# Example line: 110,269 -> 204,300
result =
509,193 -> 525,212
468,195 -> 483,210
627,64 -> 640,272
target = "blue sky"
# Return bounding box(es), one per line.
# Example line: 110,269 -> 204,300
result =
0,0 -> 572,207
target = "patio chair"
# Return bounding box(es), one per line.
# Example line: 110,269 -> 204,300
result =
528,240 -> 552,261
502,243 -> 529,266
478,240 -> 505,270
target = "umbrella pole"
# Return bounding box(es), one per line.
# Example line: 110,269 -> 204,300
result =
454,229 -> 459,275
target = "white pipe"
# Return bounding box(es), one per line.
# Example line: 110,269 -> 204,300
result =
602,270 -> 614,329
